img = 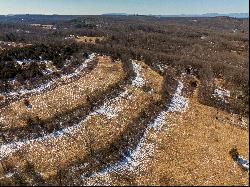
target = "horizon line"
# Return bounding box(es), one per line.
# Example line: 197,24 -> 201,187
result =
1,12 -> 249,16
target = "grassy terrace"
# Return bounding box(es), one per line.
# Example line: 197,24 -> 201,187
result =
0,60 -> 166,183
0,55 -> 125,130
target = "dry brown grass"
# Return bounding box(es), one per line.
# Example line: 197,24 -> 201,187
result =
0,65 -> 164,182
0,55 -> 124,129
141,97 -> 249,186
1,59 -> 246,185
105,77 -> 249,186
75,36 -> 105,44
138,60 -> 164,95
80,75 -> 248,186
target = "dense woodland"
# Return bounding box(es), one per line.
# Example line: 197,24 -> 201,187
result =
0,15 -> 249,115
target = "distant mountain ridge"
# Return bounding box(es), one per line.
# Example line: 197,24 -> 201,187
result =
178,13 -> 249,18
202,13 -> 249,17
0,13 -> 248,22
102,13 -> 249,18
102,13 -> 129,16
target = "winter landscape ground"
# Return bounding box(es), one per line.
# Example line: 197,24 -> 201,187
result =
0,14 -> 249,186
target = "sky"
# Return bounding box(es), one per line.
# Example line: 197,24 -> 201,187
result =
0,0 -> 249,15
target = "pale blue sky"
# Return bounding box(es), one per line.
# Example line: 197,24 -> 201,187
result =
0,0 -> 249,15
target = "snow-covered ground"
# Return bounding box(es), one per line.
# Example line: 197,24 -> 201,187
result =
64,34 -> 76,40
131,61 -> 145,88
94,89 -> 130,119
167,81 -> 189,112
80,80 -> 189,185
157,64 -> 164,73
0,113 -> 93,159
212,87 -> 230,103
201,36 -> 207,40
237,156 -> 249,171
2,54 -> 95,97
0,85 -> 130,160
42,68 -> 54,75
60,54 -> 95,80
16,59 -> 53,66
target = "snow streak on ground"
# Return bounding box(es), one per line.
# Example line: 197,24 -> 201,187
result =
157,64 -> 164,73
0,112 -> 92,159
131,61 -> 145,88
61,54 -> 95,80
80,80 -> 189,185
0,88 -> 130,159
42,68 -> 54,75
237,156 -> 249,171
212,87 -> 230,104
0,141 -> 26,159
94,89 -> 129,119
167,81 -> 189,112
2,54 -> 95,97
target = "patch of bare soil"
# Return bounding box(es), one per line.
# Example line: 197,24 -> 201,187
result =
75,36 -> 105,44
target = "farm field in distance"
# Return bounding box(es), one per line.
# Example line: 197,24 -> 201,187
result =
0,14 -> 249,186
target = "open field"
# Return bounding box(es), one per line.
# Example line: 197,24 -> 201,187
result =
0,55 -> 124,129
75,36 -> 105,44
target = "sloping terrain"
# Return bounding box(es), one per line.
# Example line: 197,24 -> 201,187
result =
0,55 -> 124,129
71,73 -> 248,186
0,16 -> 248,186
0,58 -> 166,184
0,58 -> 248,186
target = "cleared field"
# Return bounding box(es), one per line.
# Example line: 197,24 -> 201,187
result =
135,94 -> 249,186
30,24 -> 54,29
0,60 -> 164,183
78,74 -> 249,186
0,55 -> 125,130
0,41 -> 32,51
75,36 -> 105,44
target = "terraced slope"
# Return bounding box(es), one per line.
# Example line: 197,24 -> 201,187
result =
73,73 -> 248,186
0,57 -> 248,186
0,55 -> 124,129
0,58 -> 166,184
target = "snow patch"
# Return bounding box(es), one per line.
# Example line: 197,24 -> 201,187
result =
148,111 -> 167,131
131,61 -> 145,88
5,172 -> 15,178
2,54 -> 95,97
94,90 -> 129,119
167,81 -> 189,112
212,87 -> 230,103
81,80 -> 189,184
42,68 -> 54,75
0,142 -> 26,159
201,36 -> 207,40
157,64 -> 164,72
94,102 -> 120,120
237,156 -> 249,171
